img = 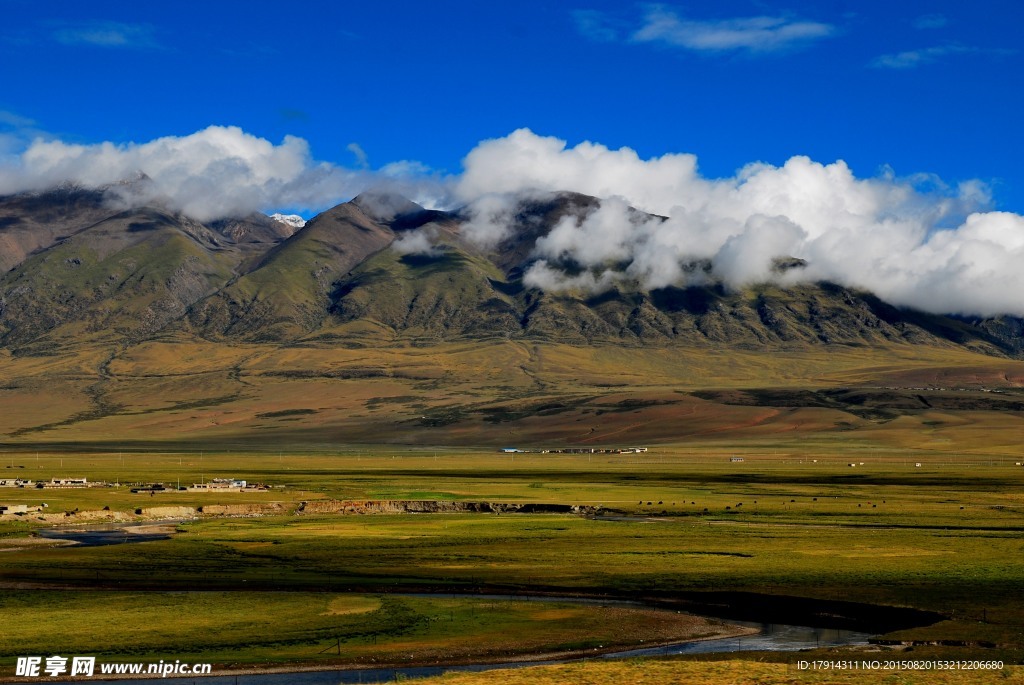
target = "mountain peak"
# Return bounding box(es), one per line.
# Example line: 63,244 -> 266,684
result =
350,191 -> 424,223
269,213 -> 306,229
3,186 -> 1024,356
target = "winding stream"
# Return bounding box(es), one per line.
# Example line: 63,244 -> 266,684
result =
20,524 -> 898,684
71,607 -> 872,685
36,522 -> 177,547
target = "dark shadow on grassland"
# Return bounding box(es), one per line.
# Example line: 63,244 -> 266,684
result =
692,388 -> 1024,414
644,591 -> 944,634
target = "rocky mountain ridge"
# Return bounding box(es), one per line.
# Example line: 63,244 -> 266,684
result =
1,186 -> 1022,356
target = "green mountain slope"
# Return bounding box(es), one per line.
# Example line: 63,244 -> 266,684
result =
189,200 -> 396,341
1,187 -> 1023,358
0,186 -> 116,274
0,208 -> 241,349
325,242 -> 520,343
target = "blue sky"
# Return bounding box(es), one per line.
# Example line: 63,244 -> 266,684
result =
1,0 -> 1022,211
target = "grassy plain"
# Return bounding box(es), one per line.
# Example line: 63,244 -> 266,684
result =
3,339 -> 1024,448
1,339 -> 1023,679
0,591 -> 731,669
1,449 -> 1022,672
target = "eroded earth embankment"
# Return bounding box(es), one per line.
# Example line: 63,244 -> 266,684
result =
296,500 -> 603,515
14,499 -> 605,526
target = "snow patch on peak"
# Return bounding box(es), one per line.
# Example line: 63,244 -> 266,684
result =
270,213 -> 306,228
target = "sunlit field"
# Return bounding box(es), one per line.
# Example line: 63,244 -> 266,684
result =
1,444 -> 1022,677
2,340 -> 1023,679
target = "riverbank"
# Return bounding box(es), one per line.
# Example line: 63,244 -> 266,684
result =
3,499 -> 1014,677
12,626 -> 761,684
0,590 -> 760,683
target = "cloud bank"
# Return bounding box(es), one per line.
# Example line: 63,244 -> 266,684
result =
0,125 -> 449,221
458,129 -> 1024,318
632,9 -> 834,53
51,21 -> 161,49
573,7 -> 834,54
391,227 -> 441,256
3,125 -> 1024,318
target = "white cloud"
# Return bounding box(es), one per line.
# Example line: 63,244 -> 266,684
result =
0,111 -> 37,128
0,110 -> 50,158
458,193 -> 524,247
523,261 -> 618,294
457,129 -> 1024,318
870,43 -> 1015,69
534,197 -> 638,266
631,8 -> 834,53
456,128 -> 705,215
0,126 -> 441,221
4,124 -> 1024,319
347,142 -> 369,169
870,44 -> 972,69
0,125 -> 367,221
379,159 -> 433,178
391,227 -> 441,256
712,215 -> 806,286
52,21 -> 160,49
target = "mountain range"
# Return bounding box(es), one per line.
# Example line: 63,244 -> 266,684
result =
2,185 -> 1023,358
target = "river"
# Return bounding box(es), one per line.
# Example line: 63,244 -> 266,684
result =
18,524 -> 897,684
36,522 -> 177,547
67,612 -> 872,685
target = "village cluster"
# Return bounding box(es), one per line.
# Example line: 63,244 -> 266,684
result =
0,476 -> 270,516
0,476 -> 268,491
131,478 -> 270,493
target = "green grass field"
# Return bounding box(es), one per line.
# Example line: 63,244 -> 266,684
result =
0,591 -> 732,670
1,340 -> 1024,680
1,447 -> 1022,677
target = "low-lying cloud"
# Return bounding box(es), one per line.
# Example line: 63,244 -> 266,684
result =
0,125 -> 448,221
0,126 -> 351,220
391,227 -> 441,256
459,129 -> 1024,318
3,125 -> 1024,318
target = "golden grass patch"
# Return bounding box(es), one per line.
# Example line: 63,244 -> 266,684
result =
320,595 -> 382,616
